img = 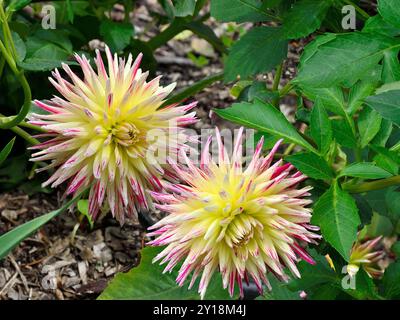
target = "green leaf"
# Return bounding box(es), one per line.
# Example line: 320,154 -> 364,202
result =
339,162 -> 392,179
98,246 -> 232,300
344,268 -> 378,300
214,98 -> 317,153
258,276 -> 300,300
210,0 -> 272,23
301,86 -> 346,116
295,32 -> 399,88
0,138 -> 15,167
365,90 -> 400,127
77,200 -> 94,229
382,49 -> 400,83
382,260 -> 400,299
391,241 -> 400,257
371,119 -> 393,146
385,189 -> 400,222
11,31 -> 26,62
286,152 -> 334,180
18,58 -> 76,72
224,26 -> 288,81
100,20 -> 134,52
6,0 -> 31,12
288,250 -> 338,291
363,15 -> 400,37
370,145 -> 400,175
378,0 -> 400,28
310,99 -> 332,154
0,194 -> 82,260
348,80 -> 377,115
172,0 -> 196,17
308,284 -> 340,300
332,119 -> 357,148
282,0 -> 331,39
358,106 -> 382,148
312,182 -> 361,261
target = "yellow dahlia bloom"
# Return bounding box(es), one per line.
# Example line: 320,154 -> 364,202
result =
346,236 -> 385,278
29,46 -> 197,223
148,128 -> 320,298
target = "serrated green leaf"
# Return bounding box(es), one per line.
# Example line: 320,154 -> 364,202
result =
332,119 -> 357,148
282,0 -> 332,39
296,32 -> 399,88
358,106 -> 382,148
98,246 -> 232,300
339,163 -> 392,179
224,26 -> 288,81
365,90 -> 400,127
363,15 -> 400,37
100,20 -> 134,52
211,0 -> 272,23
286,152 -> 334,180
370,145 -> 400,175
382,49 -> 400,83
378,0 -> 400,28
214,98 -> 317,153
310,99 -> 332,154
172,0 -> 196,17
312,182 -> 360,261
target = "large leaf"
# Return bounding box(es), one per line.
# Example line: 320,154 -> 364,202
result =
312,182 -> 360,261
224,26 -> 288,81
309,99 -> 332,154
363,15 -> 400,37
382,49 -> 400,83
286,152 -> 334,180
0,194 -> 82,260
100,20 -> 134,52
210,0 -> 272,23
258,276 -> 300,300
214,99 -> 317,153
365,90 -> 400,127
295,32 -> 399,88
378,0 -> 400,28
339,162 -> 392,179
301,86 -> 346,116
98,246 -> 232,300
282,0 -> 332,39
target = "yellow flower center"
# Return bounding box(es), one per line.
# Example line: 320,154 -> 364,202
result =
102,122 -> 141,147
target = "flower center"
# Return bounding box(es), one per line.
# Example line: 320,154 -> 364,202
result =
104,122 -> 140,147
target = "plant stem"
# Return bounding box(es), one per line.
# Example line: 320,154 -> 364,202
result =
10,126 -> 39,145
341,0 -> 370,19
162,72 -> 224,107
19,121 -> 47,132
148,17 -> 189,50
0,39 -> 32,129
343,175 -> 400,193
279,81 -> 293,97
272,62 -> 284,107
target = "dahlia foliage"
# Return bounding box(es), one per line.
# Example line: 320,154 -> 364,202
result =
29,46 -> 197,223
346,236 -> 385,279
148,128 -> 321,298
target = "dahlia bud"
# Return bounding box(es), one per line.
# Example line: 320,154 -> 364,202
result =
346,236 -> 385,278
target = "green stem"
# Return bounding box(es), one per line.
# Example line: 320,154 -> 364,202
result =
272,62 -> 284,107
10,126 -> 39,145
0,39 -> 32,129
341,0 -> 370,19
148,17 -> 189,50
0,3 -> 17,58
19,121 -> 47,132
279,81 -> 293,97
343,175 -> 400,193
162,72 -> 224,107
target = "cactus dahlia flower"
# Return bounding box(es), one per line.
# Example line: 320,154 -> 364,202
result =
346,236 -> 385,278
29,46 -> 197,223
148,128 -> 321,298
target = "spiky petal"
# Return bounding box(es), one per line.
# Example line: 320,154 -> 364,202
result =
148,128 -> 320,299
346,236 -> 385,278
29,46 -> 197,224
